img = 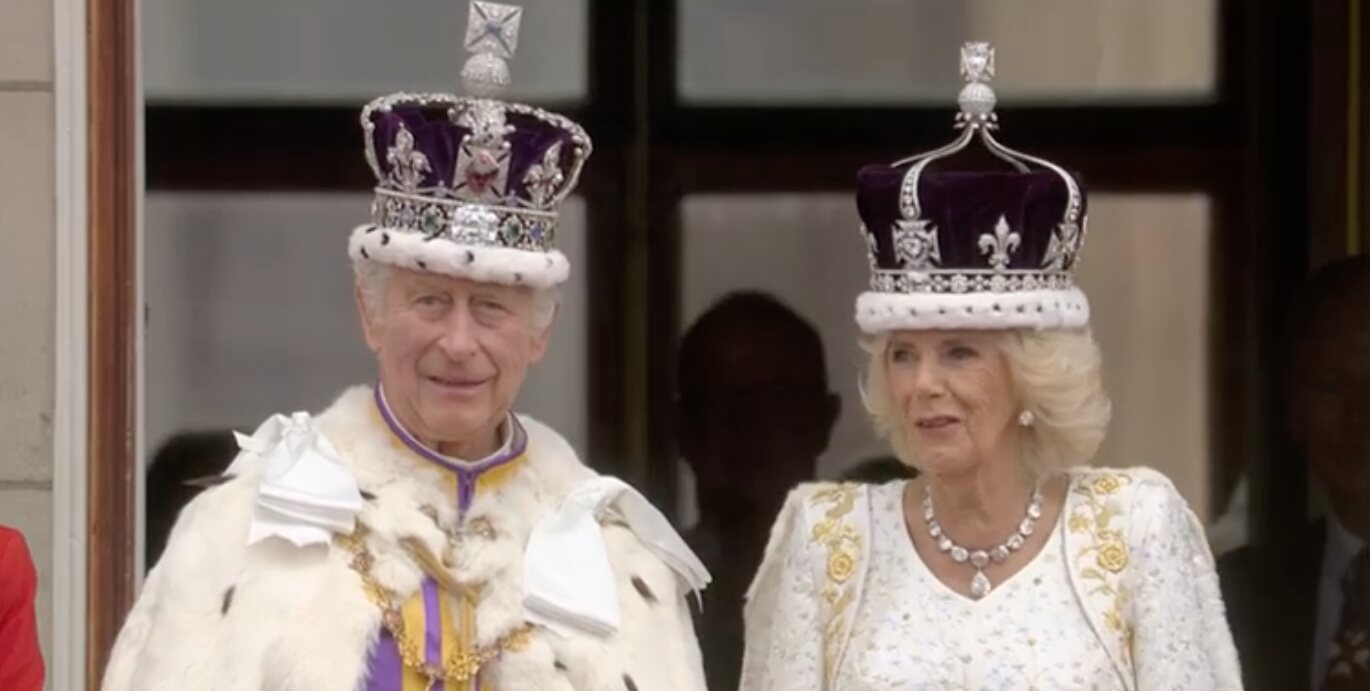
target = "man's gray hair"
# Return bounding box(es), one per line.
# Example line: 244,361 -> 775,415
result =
353,256 -> 392,318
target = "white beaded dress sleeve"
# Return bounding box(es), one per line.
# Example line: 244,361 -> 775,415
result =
739,487 -> 826,690
1126,472 -> 1244,690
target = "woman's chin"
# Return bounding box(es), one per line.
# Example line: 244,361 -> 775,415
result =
913,448 -> 977,477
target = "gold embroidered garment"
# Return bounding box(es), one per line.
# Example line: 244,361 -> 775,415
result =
738,468 -> 1245,691
839,481 -> 1122,690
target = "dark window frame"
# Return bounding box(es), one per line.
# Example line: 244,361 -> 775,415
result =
144,0 -> 1312,538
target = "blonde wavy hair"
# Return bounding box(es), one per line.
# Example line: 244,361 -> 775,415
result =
860,328 -> 1112,477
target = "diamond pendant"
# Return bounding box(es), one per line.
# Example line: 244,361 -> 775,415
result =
969,570 -> 992,599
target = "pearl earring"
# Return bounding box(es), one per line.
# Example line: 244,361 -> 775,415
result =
1017,410 -> 1035,427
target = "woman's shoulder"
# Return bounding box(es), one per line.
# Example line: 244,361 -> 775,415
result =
779,481 -> 883,521
1064,465 -> 1187,505
757,482 -> 880,560
1063,465 -> 1204,548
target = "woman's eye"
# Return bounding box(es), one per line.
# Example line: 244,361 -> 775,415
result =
947,345 -> 978,360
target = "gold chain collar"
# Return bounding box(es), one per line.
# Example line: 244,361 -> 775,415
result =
337,526 -> 534,688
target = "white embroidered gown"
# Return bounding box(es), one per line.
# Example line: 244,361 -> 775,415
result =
836,480 -> 1127,691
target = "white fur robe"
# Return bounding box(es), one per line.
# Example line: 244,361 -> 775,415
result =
102,386 -> 706,691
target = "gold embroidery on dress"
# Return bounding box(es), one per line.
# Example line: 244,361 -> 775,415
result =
807,484 -> 862,684
1068,471 -> 1136,670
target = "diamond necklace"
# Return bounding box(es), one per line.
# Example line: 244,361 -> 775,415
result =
921,483 -> 1044,599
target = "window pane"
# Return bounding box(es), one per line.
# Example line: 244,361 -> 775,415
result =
1075,194 -> 1212,518
680,0 -> 1216,104
143,193 -> 589,459
142,0 -> 587,103
679,192 -> 1211,518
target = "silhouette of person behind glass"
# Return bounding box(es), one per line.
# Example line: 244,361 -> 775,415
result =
676,291 -> 840,691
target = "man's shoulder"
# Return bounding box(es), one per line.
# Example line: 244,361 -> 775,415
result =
151,470 -> 262,579
1217,523 -> 1323,691
1216,540 -> 1271,581
1218,520 -> 1324,579
1216,521 -> 1323,640
501,413 -> 599,503
1217,540 -> 1275,610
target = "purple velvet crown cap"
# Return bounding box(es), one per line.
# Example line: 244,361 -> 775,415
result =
363,100 -> 588,210
856,166 -> 1088,274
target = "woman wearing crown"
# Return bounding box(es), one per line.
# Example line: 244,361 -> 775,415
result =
739,44 -> 1243,691
100,4 -> 708,691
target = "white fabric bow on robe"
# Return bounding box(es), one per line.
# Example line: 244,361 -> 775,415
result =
230,412 -> 365,547
523,476 -> 711,638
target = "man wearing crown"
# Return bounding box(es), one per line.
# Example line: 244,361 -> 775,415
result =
101,4 -> 708,690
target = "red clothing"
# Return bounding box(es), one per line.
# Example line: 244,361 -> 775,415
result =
0,525 -> 43,691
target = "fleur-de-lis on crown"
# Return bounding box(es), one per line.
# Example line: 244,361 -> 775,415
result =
978,216 -> 1021,271
386,124 -> 432,192
522,142 -> 565,208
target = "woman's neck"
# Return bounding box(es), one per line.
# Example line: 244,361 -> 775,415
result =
925,458 -> 1036,548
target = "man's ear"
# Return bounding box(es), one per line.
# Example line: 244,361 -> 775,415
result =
355,281 -> 383,354
527,302 -> 559,365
